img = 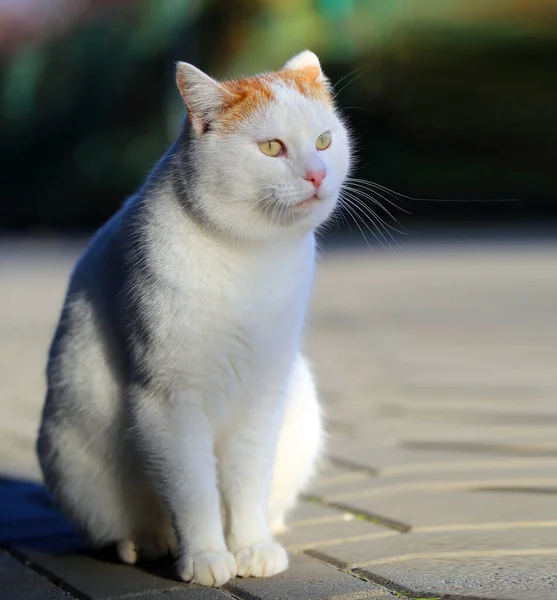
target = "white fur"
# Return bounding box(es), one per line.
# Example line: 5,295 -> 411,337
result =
37,51 -> 350,587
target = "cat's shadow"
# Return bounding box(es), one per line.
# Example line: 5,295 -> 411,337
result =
90,545 -> 180,581
0,475 -> 180,581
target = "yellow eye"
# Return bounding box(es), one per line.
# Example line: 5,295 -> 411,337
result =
259,139 -> 284,157
316,131 -> 332,151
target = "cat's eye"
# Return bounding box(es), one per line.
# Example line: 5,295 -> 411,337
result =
316,131 -> 332,151
259,139 -> 284,157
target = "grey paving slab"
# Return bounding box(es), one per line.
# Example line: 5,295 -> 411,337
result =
306,524 -> 557,571
285,500 -> 353,524
0,551 -> 69,600
357,554 -> 557,600
325,489 -> 557,529
278,513 -> 388,552
224,554 -> 387,600
24,552 -> 231,599
312,463 -> 557,500
324,435 -> 557,474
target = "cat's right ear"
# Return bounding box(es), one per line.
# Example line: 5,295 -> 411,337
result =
176,62 -> 230,135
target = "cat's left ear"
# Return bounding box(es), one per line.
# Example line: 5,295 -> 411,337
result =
282,50 -> 329,87
176,62 -> 232,135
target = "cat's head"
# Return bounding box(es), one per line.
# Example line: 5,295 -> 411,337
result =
175,51 -> 351,240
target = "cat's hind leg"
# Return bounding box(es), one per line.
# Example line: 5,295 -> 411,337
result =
38,417 -> 135,549
39,416 -> 175,563
269,354 -> 324,534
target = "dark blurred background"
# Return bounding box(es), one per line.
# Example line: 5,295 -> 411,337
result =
1,0 -> 556,234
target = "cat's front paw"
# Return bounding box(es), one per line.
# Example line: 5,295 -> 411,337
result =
234,541 -> 288,578
179,551 -> 237,587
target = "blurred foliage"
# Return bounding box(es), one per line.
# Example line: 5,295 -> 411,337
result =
0,0 -> 556,230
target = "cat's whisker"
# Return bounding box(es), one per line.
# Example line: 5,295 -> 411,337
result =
333,65 -> 372,98
252,189 -> 279,216
342,191 -> 402,249
342,184 -> 407,229
338,195 -> 379,250
344,179 -> 411,213
345,177 -> 408,200
345,177 -> 402,195
328,203 -> 351,231
342,186 -> 408,234
342,192 -> 396,249
344,183 -> 409,215
332,66 -> 365,92
339,193 -> 391,250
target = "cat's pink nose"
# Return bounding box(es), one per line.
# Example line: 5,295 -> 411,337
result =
304,168 -> 326,189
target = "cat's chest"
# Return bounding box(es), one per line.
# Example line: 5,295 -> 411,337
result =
178,243 -> 308,350
191,249 -> 311,339
159,242 -> 312,403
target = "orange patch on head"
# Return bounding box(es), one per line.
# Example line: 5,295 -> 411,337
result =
217,76 -> 274,132
276,68 -> 333,107
216,68 -> 333,132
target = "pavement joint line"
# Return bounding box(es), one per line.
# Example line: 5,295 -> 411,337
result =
5,547 -> 86,600
350,568 -> 500,600
322,476 -> 557,501
412,519 -> 557,534
401,441 -> 557,456
286,530 -> 399,553
302,495 -> 412,533
7,546 -> 233,600
342,567 -> 414,600
223,581 -> 264,600
305,547 -> 554,600
306,555 -> 485,600
312,472 -> 372,488
314,591 -> 388,599
287,513 -> 356,527
326,456 -> 380,477
299,549 -> 398,599
304,549 -> 352,571
353,548 -> 557,568
380,456 -> 557,477
472,485 -> 557,494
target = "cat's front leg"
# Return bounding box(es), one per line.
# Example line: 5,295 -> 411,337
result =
219,400 -> 288,578
129,384 -> 236,587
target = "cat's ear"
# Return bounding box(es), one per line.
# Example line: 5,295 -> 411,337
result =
282,50 -> 328,86
176,62 -> 231,135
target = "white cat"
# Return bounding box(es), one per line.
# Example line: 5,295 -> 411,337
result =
37,50 -> 351,587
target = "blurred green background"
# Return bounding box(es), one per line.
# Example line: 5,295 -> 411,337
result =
0,0 -> 556,232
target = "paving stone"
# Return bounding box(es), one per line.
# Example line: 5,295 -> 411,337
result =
308,523 -> 557,571
326,442 -> 485,474
224,554 -> 386,600
0,551 -> 69,600
314,463 -> 557,500
326,433 -> 557,473
278,513 -> 388,552
309,471 -> 373,497
286,500 -> 352,524
326,488 -> 557,529
357,554 -> 557,600
24,551 -> 231,599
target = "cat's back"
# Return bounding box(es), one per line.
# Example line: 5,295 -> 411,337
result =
45,200 -> 136,408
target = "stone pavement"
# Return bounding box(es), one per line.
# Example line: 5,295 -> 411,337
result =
1,233 -> 556,600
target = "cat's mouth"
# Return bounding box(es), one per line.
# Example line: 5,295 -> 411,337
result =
294,194 -> 319,210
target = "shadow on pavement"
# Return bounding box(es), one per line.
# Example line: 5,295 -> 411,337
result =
0,476 -> 85,554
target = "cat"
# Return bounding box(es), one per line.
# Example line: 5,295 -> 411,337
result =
36,50 -> 351,587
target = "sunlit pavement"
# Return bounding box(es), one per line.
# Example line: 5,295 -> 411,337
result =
1,232 -> 556,599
